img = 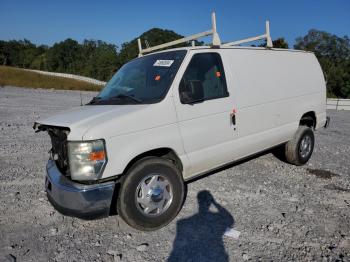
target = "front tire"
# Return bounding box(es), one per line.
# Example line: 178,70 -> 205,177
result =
285,126 -> 315,166
117,157 -> 185,231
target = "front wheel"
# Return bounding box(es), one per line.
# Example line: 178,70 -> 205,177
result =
284,126 -> 315,166
117,157 -> 185,231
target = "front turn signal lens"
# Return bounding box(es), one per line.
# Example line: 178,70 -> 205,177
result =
89,151 -> 106,161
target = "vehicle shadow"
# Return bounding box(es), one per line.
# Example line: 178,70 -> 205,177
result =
167,190 -> 234,262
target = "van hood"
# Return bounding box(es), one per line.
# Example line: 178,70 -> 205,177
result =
35,104 -> 167,140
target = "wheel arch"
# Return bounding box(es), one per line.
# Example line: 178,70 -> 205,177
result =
122,147 -> 184,176
299,111 -> 316,129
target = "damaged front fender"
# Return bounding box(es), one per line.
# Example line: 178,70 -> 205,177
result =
33,123 -> 71,175
33,122 -> 70,134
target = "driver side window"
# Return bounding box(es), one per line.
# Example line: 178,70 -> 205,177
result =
179,53 -> 228,103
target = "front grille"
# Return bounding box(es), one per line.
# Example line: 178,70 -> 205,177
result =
48,128 -> 69,175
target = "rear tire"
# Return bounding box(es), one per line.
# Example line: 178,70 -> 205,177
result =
117,157 -> 185,231
284,126 -> 315,166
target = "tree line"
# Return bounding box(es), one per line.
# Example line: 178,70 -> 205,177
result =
0,28 -> 349,97
0,28 -> 187,82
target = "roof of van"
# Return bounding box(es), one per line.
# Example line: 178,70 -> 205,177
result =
143,45 -> 313,56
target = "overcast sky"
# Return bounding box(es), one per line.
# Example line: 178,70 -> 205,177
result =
1,0 -> 349,48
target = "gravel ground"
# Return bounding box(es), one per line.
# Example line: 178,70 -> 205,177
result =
0,86 -> 349,262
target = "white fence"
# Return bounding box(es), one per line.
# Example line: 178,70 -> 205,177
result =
327,98 -> 350,110
25,69 -> 107,86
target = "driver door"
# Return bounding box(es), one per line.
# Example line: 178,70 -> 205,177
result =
173,51 -> 237,177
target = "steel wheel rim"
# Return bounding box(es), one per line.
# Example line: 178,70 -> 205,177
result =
135,174 -> 173,217
299,135 -> 312,158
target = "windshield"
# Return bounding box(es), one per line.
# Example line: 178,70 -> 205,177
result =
88,50 -> 187,105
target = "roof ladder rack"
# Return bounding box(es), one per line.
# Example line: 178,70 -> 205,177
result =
138,12 -> 221,57
222,21 -> 273,48
137,13 -> 273,57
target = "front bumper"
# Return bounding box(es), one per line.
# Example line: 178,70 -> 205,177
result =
45,159 -> 115,219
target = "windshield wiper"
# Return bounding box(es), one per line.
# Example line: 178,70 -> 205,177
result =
87,94 -> 143,105
110,94 -> 143,103
87,96 -> 102,105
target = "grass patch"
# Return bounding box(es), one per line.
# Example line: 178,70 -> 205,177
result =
0,66 -> 103,91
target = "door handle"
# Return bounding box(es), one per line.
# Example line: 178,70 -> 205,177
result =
230,113 -> 236,131
230,107 -> 237,130
231,114 -> 236,125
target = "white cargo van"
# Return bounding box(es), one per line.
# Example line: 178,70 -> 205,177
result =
34,13 -> 329,230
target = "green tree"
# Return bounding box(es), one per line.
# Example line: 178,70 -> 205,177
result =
46,38 -> 81,73
30,45 -> 49,70
81,40 -> 118,80
272,38 -> 289,49
294,30 -> 350,98
258,37 -> 289,48
0,39 -> 39,67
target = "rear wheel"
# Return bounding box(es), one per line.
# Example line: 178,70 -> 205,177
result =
117,157 -> 185,231
284,125 -> 315,165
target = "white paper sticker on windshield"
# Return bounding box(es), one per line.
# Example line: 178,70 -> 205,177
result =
153,60 -> 174,67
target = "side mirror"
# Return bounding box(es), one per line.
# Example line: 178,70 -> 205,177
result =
179,80 -> 204,104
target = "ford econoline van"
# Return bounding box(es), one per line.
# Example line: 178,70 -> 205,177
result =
34,14 -> 329,230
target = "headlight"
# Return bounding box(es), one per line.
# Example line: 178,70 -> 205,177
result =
67,140 -> 107,181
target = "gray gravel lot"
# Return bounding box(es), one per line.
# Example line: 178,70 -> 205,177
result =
0,86 -> 349,261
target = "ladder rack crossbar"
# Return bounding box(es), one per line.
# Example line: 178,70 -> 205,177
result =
222,21 -> 273,48
222,34 -> 267,47
139,29 -> 213,55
